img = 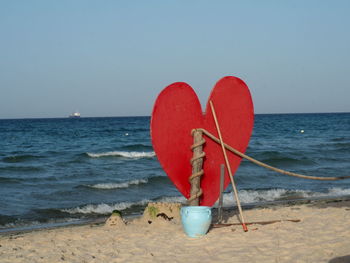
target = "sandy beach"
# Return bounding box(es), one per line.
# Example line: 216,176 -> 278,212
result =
1,198 -> 350,263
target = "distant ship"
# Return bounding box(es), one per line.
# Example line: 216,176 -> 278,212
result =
69,112 -> 81,118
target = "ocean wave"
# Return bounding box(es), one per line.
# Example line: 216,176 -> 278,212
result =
333,142 -> 350,151
317,142 -> 350,150
121,144 -> 153,151
118,127 -> 150,132
156,195 -> 187,203
0,214 -> 16,226
216,187 -> 350,207
12,187 -> 350,220
61,196 -> 188,215
0,166 -> 44,173
0,176 -> 21,183
86,151 -> 155,158
62,200 -> 152,215
260,156 -> 316,166
2,154 -> 43,163
326,187 -> 350,197
331,137 -> 350,142
62,187 -> 350,215
86,179 -> 148,189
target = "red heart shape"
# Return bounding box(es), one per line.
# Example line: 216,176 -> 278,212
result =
151,76 -> 254,206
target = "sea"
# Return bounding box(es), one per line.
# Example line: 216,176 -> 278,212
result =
0,113 -> 349,231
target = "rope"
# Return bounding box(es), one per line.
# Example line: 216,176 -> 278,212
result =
188,189 -> 203,203
191,139 -> 206,150
190,152 -> 206,165
197,128 -> 350,181
189,170 -> 204,181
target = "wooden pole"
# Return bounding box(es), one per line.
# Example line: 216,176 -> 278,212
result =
188,129 -> 205,206
209,100 -> 248,232
218,164 -> 225,223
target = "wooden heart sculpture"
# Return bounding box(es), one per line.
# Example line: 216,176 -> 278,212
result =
151,76 -> 254,206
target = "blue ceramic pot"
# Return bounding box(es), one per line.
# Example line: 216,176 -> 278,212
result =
180,206 -> 212,238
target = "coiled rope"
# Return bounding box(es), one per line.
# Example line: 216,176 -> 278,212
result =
197,128 -> 350,181
188,129 -> 206,204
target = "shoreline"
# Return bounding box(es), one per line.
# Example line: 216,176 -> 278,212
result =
1,195 -> 350,235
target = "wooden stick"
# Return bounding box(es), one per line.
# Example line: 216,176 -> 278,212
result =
209,100 -> 248,232
218,164 -> 225,223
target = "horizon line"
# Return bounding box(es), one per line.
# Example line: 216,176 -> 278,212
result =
0,111 -> 349,120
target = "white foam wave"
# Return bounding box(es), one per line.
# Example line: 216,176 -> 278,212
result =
63,187 -> 350,215
289,187 -> 350,199
87,179 -> 148,189
62,196 -> 187,215
87,151 -> 155,158
62,199 -> 152,215
325,187 -> 350,197
214,187 -> 350,207
157,196 -> 187,204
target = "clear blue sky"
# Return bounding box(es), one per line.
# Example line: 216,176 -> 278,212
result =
0,0 -> 349,118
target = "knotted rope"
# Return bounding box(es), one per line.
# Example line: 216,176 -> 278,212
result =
197,128 -> 350,181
